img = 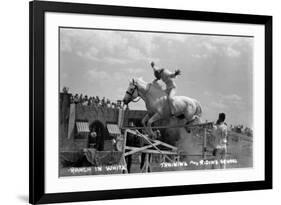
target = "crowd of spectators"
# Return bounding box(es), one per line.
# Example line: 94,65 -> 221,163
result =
62,87 -> 123,109
230,124 -> 253,137
70,93 -> 123,109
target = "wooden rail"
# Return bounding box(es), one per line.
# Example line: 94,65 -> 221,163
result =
121,122 -> 213,130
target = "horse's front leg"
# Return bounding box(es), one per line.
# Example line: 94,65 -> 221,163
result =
146,113 -> 161,138
141,113 -> 150,134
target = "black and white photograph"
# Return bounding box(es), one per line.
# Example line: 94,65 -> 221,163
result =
26,1 -> 273,204
0,0 -> 277,204
59,27 -> 254,177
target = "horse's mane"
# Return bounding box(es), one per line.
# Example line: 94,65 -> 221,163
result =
150,81 -> 164,91
136,77 -> 164,92
135,77 -> 166,100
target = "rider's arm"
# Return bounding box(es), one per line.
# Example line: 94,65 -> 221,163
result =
151,62 -> 162,80
165,69 -> 181,78
153,78 -> 159,83
151,62 -> 162,72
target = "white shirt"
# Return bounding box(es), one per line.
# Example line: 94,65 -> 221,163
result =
212,122 -> 228,149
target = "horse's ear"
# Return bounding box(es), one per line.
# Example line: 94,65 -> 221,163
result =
132,78 -> 135,84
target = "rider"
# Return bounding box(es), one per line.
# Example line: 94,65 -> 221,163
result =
150,61 -> 181,116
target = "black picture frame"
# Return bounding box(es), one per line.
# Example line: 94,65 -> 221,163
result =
29,1 -> 272,204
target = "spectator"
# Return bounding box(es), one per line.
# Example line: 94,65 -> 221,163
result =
87,97 -> 92,106
111,102 -> 116,109
62,89 -> 125,110
91,96 -> 96,105
84,95 -> 88,101
62,86 -> 69,93
70,94 -> 74,104
106,99 -> 111,107
96,96 -> 100,103
74,94 -> 79,104
88,131 -> 97,148
117,100 -> 122,109
79,94 -> 83,104
101,97 -> 106,106
82,95 -> 88,106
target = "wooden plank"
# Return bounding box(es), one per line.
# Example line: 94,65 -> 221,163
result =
136,131 -> 172,159
140,149 -> 178,155
124,129 -> 180,162
154,140 -> 178,150
125,129 -> 180,151
124,142 -> 161,156
122,122 -> 213,130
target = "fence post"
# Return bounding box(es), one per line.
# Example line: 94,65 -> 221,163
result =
203,128 -> 207,160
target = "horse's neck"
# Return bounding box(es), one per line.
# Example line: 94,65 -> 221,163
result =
138,82 -> 166,103
136,82 -> 149,101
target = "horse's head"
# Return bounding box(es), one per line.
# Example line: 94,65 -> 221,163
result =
123,78 -> 139,105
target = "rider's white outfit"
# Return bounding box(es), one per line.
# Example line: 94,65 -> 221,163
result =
157,69 -> 177,91
152,64 -> 179,115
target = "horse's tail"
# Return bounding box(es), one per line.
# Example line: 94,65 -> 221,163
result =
184,99 -> 203,125
194,100 -> 202,117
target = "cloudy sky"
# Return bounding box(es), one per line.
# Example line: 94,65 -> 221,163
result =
60,28 -> 253,127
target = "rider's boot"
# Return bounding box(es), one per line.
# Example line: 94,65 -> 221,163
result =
169,99 -> 176,117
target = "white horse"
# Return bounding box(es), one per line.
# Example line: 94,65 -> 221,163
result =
123,78 -> 202,137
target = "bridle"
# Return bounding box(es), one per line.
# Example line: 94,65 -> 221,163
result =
126,82 -> 141,103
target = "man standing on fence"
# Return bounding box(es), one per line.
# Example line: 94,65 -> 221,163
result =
212,113 -> 228,169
